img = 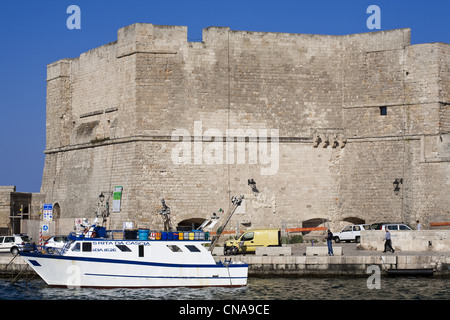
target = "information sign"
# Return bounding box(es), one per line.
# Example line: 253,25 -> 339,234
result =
43,203 -> 53,221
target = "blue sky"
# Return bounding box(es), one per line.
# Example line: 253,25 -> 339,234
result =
0,0 -> 449,193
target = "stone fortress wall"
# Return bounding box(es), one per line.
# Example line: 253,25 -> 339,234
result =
41,23 -> 450,234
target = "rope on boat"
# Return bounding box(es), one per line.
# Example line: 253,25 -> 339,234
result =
224,258 -> 233,287
9,264 -> 30,286
3,254 -> 18,270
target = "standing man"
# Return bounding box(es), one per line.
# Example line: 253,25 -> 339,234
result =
326,229 -> 334,256
383,229 -> 395,253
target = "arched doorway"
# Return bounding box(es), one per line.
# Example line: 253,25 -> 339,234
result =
342,217 -> 365,225
177,218 -> 206,231
302,218 -> 329,235
53,203 -> 61,219
53,203 -> 61,235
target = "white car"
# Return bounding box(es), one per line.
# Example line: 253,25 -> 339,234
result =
333,224 -> 374,243
44,235 -> 69,249
371,223 -> 413,231
0,234 -> 31,255
381,223 -> 412,231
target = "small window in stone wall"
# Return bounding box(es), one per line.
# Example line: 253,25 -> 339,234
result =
380,106 -> 387,116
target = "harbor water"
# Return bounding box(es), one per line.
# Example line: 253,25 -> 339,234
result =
2,276 -> 450,300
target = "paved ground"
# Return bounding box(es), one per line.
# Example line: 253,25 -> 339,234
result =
288,242 -> 450,256
2,243 -> 448,259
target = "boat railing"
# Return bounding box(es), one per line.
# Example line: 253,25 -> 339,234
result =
104,229 -> 211,241
18,243 -> 66,256
18,228 -> 212,257
119,229 -> 211,241
19,229 -> 212,256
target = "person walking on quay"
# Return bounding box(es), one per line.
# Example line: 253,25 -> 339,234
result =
326,229 -> 334,256
383,229 -> 395,253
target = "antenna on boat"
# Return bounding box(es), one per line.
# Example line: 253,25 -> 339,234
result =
159,199 -> 173,231
209,195 -> 244,252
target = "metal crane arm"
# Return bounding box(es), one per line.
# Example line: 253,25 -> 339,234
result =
209,195 -> 243,252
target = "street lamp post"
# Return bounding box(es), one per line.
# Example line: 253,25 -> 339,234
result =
97,192 -> 111,229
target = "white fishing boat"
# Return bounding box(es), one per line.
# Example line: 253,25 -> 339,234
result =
19,196 -> 248,288
20,231 -> 247,288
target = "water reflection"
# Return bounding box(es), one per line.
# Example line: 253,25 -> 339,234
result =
3,277 -> 450,300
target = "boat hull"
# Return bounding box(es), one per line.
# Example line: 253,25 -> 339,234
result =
20,251 -> 248,288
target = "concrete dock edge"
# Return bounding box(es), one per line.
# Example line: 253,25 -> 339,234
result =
213,254 -> 450,277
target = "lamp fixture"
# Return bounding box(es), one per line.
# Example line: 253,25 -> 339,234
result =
393,178 -> 403,195
248,179 -> 259,194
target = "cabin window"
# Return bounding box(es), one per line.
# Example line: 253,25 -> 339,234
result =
82,242 -> 92,252
71,243 -> 80,252
167,245 -> 183,252
185,245 -> 201,252
138,245 -> 144,257
116,244 -> 132,252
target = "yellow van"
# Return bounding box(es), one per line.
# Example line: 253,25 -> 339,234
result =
224,228 -> 281,255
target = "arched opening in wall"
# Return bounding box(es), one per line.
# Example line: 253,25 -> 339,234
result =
53,203 -> 61,219
177,218 -> 206,231
53,203 -> 61,235
342,217 -> 365,225
302,218 -> 328,236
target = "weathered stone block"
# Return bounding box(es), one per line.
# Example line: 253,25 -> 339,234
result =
306,246 -> 343,256
255,246 -> 292,256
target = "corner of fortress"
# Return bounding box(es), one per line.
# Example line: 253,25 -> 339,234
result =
41,23 -> 450,234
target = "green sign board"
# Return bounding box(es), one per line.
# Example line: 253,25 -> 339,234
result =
112,186 -> 123,212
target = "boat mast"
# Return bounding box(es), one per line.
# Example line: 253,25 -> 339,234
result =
209,195 -> 243,252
